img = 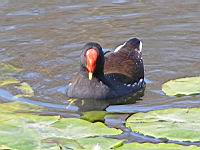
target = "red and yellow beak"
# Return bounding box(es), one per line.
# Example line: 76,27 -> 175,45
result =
86,49 -> 98,80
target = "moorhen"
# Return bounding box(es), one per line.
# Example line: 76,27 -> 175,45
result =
67,38 -> 145,99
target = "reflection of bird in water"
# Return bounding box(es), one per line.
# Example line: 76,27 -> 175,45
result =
67,38 -> 145,100
67,87 -> 145,112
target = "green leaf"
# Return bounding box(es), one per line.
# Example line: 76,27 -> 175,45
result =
42,137 -> 124,150
0,102 -> 43,114
116,143 -> 200,150
0,125 -> 40,150
81,111 -> 107,122
77,137 -> 124,150
15,82 -> 34,98
52,118 -> 122,139
0,78 -> 20,87
0,63 -> 22,76
126,108 -> 200,142
0,63 -> 34,98
42,137 -> 84,150
0,102 -> 122,150
0,145 -> 14,150
162,77 -> 200,96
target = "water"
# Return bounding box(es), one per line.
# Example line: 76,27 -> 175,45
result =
0,0 -> 200,145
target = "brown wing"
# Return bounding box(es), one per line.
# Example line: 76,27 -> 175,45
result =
104,50 -> 144,83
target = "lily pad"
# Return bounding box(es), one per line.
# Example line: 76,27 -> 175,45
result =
116,143 -> 200,150
0,102 -> 42,114
0,78 -> 20,87
0,102 -> 123,150
15,82 -> 34,98
126,108 -> 200,142
162,77 -> 200,96
77,137 -> 124,150
52,118 -> 122,139
0,145 -> 15,150
42,137 -> 84,150
0,63 -> 34,98
0,63 -> 22,76
0,63 -> 21,87
43,137 -> 123,150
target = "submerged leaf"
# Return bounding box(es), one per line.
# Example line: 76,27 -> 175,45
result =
81,111 -> 107,122
162,76 -> 200,96
126,108 -> 200,142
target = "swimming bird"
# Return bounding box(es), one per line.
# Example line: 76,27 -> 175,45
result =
67,38 -> 145,99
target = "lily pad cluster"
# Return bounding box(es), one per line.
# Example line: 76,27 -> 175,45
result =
0,102 -> 123,150
1,102 -> 200,150
126,75 -> 200,148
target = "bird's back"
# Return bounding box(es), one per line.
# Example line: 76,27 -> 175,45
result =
104,39 -> 144,84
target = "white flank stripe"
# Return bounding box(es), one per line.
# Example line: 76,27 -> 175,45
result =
139,41 -> 143,52
114,42 -> 126,52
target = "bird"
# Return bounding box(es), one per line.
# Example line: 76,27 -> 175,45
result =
67,38 -> 145,100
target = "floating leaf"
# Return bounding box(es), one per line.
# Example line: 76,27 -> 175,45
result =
0,78 -> 20,87
162,77 -> 200,96
126,108 -> 200,142
0,102 -> 43,114
42,137 -> 84,150
116,143 -> 200,150
15,82 -> 34,98
42,137 -> 123,150
77,137 -> 124,150
0,63 -> 21,87
0,145 -> 14,150
0,102 -> 122,150
0,63 -> 22,76
52,118 -> 122,139
0,125 -> 40,150
0,63 -> 34,98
